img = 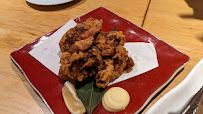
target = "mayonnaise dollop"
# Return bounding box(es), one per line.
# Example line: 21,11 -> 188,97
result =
102,87 -> 130,112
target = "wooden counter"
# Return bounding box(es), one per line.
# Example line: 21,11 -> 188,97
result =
0,0 -> 202,113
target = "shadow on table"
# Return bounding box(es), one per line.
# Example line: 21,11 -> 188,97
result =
26,0 -> 86,11
180,0 -> 203,20
10,61 -> 51,114
197,34 -> 203,42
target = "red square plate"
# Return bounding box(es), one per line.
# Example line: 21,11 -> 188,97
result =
10,7 -> 190,114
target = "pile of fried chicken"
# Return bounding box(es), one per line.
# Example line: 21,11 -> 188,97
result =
59,18 -> 134,88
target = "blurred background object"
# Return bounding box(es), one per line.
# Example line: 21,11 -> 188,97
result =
26,0 -> 73,6
181,0 -> 203,20
196,95 -> 203,114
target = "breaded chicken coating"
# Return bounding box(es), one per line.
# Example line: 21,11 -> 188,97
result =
59,46 -> 102,81
59,18 -> 103,53
95,31 -> 125,56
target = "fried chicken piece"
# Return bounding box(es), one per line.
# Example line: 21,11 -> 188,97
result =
58,18 -> 135,88
59,17 -> 103,53
95,46 -> 134,88
59,46 -> 102,81
95,31 -> 125,56
95,58 -> 114,88
92,46 -> 103,70
112,46 -> 134,80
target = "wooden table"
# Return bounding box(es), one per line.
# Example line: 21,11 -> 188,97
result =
0,0 -> 202,113
142,0 -> 203,112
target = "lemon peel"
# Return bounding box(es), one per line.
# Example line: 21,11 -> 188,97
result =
62,81 -> 86,114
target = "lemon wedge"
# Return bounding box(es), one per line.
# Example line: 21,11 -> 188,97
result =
62,81 -> 86,114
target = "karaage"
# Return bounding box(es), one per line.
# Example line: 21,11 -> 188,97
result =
59,18 -> 103,53
95,31 -> 125,56
59,17 -> 134,88
95,58 -> 114,88
59,46 -> 102,81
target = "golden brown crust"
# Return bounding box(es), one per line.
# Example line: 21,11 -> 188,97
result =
95,31 -> 125,56
112,46 -> 135,80
59,18 -> 134,88
59,18 -> 103,53
59,46 -> 102,82
95,46 -> 135,88
95,59 -> 114,88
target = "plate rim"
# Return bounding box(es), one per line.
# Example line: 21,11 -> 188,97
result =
10,55 -> 54,114
145,58 -> 203,113
136,60 -> 190,113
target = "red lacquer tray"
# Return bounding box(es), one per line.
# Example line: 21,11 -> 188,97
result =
10,7 -> 190,114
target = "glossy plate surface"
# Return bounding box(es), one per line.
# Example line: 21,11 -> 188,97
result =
10,7 -> 190,114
